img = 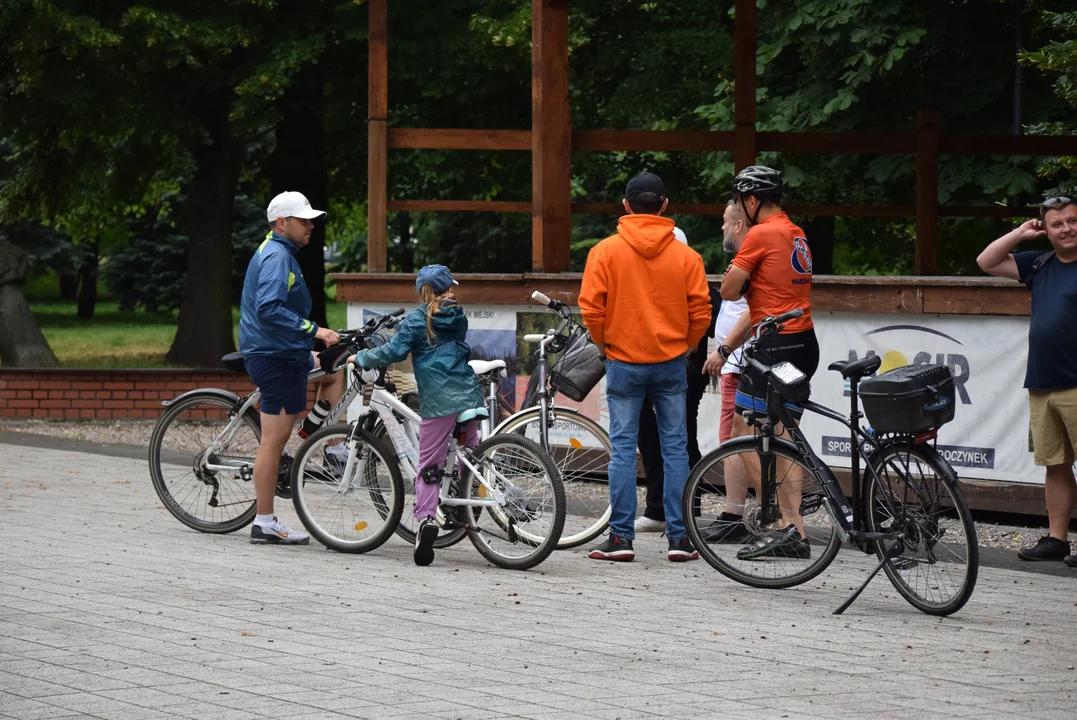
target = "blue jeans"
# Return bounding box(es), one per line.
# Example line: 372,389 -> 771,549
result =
605,356 -> 689,541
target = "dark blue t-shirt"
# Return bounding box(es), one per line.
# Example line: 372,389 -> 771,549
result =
1013,250 -> 1077,390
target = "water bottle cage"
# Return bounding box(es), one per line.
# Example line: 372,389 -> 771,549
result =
420,464 -> 444,486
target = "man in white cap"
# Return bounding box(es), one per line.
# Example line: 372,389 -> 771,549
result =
239,191 -> 342,545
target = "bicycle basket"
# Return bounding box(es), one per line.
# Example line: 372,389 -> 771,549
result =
549,330 -> 605,402
859,364 -> 955,433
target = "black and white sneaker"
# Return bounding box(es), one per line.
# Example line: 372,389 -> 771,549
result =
250,516 -> 310,545
414,517 -> 438,566
667,537 -> 699,562
588,534 -> 634,562
700,516 -> 750,544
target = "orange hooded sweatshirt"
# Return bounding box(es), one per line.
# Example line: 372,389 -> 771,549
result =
578,214 -> 712,364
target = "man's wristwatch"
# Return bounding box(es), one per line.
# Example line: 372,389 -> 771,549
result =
718,344 -> 733,360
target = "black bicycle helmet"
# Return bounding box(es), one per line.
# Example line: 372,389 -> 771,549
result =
732,165 -> 784,198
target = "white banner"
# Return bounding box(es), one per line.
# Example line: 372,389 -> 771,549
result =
799,311 -> 1038,484
347,303 -> 1039,485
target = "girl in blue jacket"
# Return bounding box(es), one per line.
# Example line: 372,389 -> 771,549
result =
350,265 -> 484,566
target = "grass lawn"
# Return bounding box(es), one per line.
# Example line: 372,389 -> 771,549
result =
28,299 -> 348,369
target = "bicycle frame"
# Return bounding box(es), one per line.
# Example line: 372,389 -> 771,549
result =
358,372 -> 507,512
749,364 -> 914,549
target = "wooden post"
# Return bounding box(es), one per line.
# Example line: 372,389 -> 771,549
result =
733,0 -> 757,172
367,0 -> 388,272
916,109 -> 940,276
531,0 -> 571,273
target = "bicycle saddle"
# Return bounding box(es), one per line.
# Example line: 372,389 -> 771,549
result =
828,355 -> 882,380
456,407 -> 490,424
469,359 -> 507,378
220,352 -> 247,374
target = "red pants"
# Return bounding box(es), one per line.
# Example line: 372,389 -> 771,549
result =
719,372 -> 742,443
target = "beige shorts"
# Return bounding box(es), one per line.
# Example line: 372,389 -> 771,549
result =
1029,387 -> 1077,466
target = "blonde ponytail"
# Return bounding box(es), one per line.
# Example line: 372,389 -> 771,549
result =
419,284 -> 442,346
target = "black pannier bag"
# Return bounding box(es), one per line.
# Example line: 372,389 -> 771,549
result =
859,364 -> 956,434
549,330 -> 606,402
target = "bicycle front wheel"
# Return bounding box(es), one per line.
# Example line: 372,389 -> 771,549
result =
148,392 -> 260,533
864,441 -> 978,616
291,423 -> 404,553
683,437 -> 842,589
460,435 -> 565,570
495,407 -> 611,548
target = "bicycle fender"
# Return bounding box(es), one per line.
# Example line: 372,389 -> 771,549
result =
161,387 -> 242,408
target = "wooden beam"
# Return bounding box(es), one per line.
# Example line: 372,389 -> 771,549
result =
941,134 -> 1077,156
916,109 -> 940,275
531,0 -> 571,273
367,0 -> 388,272
387,128 -> 530,151
387,200 -> 530,213
733,0 -> 757,172
572,130 -> 734,152
758,132 -> 916,154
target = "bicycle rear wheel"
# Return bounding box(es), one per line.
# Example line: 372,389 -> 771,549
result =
683,437 -> 842,589
460,435 -> 565,570
148,392 -> 259,533
291,423 -> 404,553
495,407 -> 611,548
864,442 -> 978,616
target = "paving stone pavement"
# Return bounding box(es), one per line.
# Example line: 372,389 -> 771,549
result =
1,442 -> 1076,720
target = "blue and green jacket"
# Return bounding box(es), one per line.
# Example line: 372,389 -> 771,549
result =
239,232 -> 318,361
353,302 -> 484,419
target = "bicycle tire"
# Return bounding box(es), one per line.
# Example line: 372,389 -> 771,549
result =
291,423 -> 404,553
148,392 -> 260,534
460,434 -> 565,570
683,436 -> 842,589
864,441 -> 978,616
494,407 -> 612,548
369,419 -> 469,549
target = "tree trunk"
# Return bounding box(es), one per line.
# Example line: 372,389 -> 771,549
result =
59,273 -> 77,301
270,91 -> 328,328
0,243 -> 59,367
166,100 -> 243,367
76,240 -> 98,319
803,216 -> 835,275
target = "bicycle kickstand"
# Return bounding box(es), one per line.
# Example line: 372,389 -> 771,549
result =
832,538 -> 905,615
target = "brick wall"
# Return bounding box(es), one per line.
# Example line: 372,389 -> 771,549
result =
0,369 -> 317,420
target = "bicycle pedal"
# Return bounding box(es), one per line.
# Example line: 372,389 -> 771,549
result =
799,493 -> 824,517
891,557 -> 918,570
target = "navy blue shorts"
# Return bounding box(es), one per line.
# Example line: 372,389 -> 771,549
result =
246,353 -> 314,416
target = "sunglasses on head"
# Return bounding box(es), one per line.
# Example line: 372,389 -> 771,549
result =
1040,196 -> 1074,217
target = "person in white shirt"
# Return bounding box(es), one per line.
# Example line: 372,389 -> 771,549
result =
699,200 -> 753,543
703,201 -> 750,442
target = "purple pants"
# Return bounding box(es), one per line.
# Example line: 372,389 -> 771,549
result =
414,415 -> 479,521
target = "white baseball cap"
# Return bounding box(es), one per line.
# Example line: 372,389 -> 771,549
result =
266,191 -> 327,222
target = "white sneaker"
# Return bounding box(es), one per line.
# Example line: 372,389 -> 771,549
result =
250,516 -> 310,545
634,516 -> 666,533
325,443 -> 348,457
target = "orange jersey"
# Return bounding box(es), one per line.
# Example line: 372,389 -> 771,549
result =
731,212 -> 814,333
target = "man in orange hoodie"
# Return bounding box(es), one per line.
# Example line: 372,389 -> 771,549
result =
579,172 -> 712,562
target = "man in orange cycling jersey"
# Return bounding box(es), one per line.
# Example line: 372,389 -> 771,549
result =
712,165 -> 819,560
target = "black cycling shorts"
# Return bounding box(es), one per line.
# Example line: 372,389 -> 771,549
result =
735,328 -> 820,418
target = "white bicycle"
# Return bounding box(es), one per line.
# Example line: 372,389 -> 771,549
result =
291,357 -> 567,569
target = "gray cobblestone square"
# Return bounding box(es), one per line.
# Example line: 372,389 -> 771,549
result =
2,441 -> 1077,719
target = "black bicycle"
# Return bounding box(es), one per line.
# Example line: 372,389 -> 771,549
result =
683,309 -> 978,616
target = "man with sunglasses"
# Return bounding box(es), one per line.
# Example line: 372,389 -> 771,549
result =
977,196 -> 1077,565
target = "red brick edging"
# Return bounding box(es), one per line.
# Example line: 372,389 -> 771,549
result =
0,369 -> 317,420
